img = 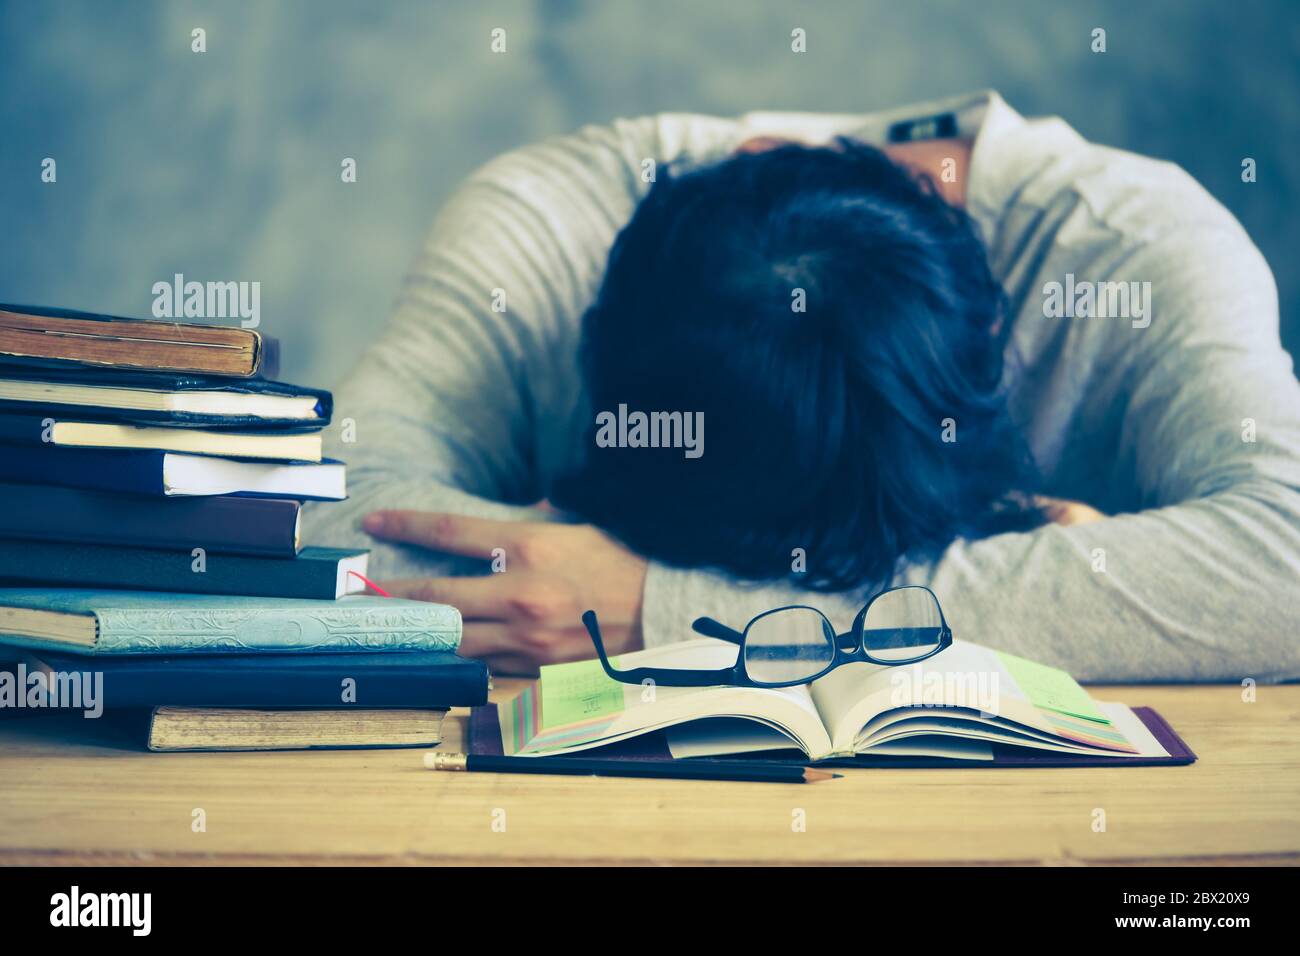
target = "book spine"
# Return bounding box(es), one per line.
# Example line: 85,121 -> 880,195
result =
0,414 -> 56,446
0,402 -> 326,431
91,604 -> 462,654
0,445 -> 166,495
0,308 -> 259,377
81,658 -> 485,707
0,486 -> 300,556
0,541 -> 347,601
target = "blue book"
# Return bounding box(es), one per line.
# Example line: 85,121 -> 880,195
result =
0,444 -> 347,499
0,588 -> 461,655
0,541 -> 368,600
18,648 -> 489,708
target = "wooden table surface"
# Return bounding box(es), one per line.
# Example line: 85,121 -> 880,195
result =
1,682 -> 1297,866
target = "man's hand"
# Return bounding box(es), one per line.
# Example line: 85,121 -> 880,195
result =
1035,496 -> 1106,526
362,510 -> 648,675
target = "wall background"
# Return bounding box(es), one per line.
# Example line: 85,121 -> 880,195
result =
2,0 -> 1297,387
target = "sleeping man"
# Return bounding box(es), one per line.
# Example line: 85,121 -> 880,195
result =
306,91 -> 1300,681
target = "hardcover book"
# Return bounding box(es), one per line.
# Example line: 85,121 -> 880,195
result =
22,647 -> 487,706
0,588 -> 461,654
0,445 -> 346,499
0,304 -> 273,378
0,482 -> 302,556
0,412 -> 322,461
147,708 -> 448,752
0,542 -> 368,600
0,366 -> 331,429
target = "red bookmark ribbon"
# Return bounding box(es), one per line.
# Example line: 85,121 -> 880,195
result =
348,570 -> 392,598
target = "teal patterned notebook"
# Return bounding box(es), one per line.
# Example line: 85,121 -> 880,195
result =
0,588 -> 461,655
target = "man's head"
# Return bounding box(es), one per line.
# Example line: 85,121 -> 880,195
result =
552,138 -> 1040,591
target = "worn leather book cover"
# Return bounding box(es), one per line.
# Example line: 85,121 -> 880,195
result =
0,304 -> 273,377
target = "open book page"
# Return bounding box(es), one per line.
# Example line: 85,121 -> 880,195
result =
499,638 -> 834,757
808,640 -> 1139,757
854,706 -> 1161,757
866,700 -> 1165,757
859,701 -> 1127,753
1095,702 -> 1169,757
665,718 -> 995,761
664,702 -> 1164,761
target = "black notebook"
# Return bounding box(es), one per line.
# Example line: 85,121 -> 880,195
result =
0,365 -> 331,429
20,648 -> 489,709
0,481 -> 302,556
0,444 -> 346,499
0,540 -> 368,600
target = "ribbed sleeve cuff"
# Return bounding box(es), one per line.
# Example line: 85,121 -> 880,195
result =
640,561 -> 807,649
640,562 -> 695,648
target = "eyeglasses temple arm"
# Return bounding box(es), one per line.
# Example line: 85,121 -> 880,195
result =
584,611 -> 738,687
691,616 -> 745,644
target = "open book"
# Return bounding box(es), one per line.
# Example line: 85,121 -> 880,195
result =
498,639 -> 1175,763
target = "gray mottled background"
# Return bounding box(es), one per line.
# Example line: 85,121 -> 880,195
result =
2,0 -> 1297,386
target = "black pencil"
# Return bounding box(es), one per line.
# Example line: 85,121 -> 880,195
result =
423,752 -> 839,783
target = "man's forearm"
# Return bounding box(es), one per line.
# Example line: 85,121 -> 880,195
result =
642,485 -> 1300,683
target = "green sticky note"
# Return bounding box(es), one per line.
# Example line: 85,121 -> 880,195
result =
995,651 -> 1108,724
538,657 -> 626,729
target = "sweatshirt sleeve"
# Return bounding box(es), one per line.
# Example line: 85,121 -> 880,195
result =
642,229 -> 1300,683
302,124 -> 644,578
299,179 -> 552,579
303,115 -> 736,579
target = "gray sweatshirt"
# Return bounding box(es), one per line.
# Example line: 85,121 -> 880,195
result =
305,91 -> 1300,682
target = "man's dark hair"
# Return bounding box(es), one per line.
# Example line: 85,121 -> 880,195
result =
551,138 -> 1042,592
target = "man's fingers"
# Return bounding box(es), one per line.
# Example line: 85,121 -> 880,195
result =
456,622 -> 518,657
1033,496 -> 1105,526
377,575 -> 516,619
457,621 -> 628,667
456,623 -> 606,665
362,510 -> 521,558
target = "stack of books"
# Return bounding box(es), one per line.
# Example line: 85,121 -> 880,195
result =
0,304 -> 487,750
0,303 -> 359,597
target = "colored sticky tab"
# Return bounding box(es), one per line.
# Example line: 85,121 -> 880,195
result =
539,657 -> 626,729
995,651 -> 1109,724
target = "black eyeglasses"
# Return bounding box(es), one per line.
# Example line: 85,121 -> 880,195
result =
582,584 -> 951,689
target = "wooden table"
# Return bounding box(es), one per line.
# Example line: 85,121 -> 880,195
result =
1,683 -> 1297,865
